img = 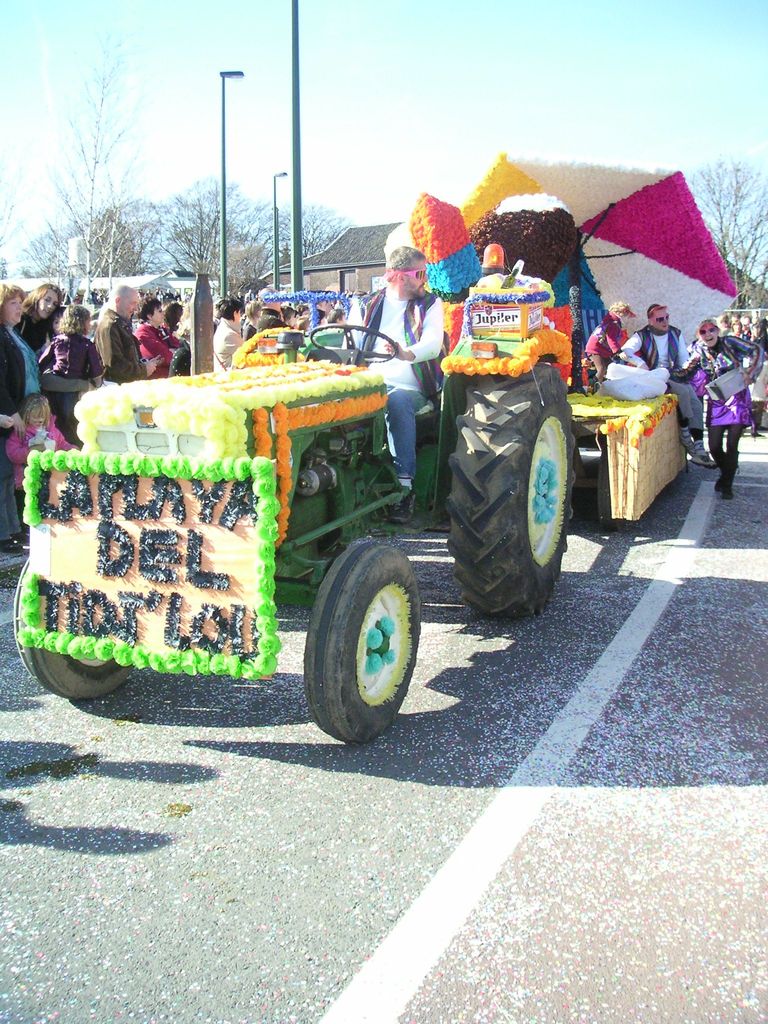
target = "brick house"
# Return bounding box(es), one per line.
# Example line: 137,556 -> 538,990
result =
280,223 -> 400,293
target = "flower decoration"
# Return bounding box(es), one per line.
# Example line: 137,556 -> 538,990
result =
442,328 -> 571,379
544,305 -> 574,338
460,292 -> 553,341
19,451 -> 281,679
232,330 -> 289,369
444,302 -> 464,351
249,391 -> 387,545
567,392 -> 678,447
460,153 -> 543,229
364,616 -> 397,676
532,458 -> 558,524
76,364 -> 386,461
469,205 -> 578,284
408,193 -> 482,299
259,291 -> 351,328
410,193 -> 470,263
426,245 -> 481,301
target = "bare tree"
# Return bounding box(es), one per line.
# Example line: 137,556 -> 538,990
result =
279,204 -> 352,261
20,223 -> 70,281
54,44 -> 139,294
158,178 -> 273,287
691,159 -> 768,306
0,162 -> 17,272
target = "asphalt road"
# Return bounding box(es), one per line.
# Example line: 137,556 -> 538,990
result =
1,438 -> 767,1024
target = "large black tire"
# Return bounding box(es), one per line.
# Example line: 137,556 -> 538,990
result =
14,563 -> 130,700
304,541 -> 420,743
447,366 -> 574,617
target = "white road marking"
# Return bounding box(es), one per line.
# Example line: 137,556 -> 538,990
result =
320,483 -> 715,1024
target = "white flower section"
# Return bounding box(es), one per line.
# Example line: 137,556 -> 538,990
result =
506,158 -> 668,226
584,238 -> 736,340
496,194 -> 570,215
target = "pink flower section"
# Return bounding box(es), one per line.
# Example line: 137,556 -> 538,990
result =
580,172 -> 736,297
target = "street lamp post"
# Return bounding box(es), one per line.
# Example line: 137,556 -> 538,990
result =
272,172 -> 288,291
290,0 -> 303,290
219,70 -> 244,298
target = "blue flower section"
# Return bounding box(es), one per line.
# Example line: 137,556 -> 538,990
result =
532,457 -> 559,524
552,251 -> 603,308
427,244 -> 481,298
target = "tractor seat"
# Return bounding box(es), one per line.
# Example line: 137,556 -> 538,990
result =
415,397 -> 440,444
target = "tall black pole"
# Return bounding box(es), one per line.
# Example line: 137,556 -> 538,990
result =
290,0 -> 303,290
568,243 -> 585,392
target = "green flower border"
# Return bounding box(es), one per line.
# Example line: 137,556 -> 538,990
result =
18,450 -> 281,680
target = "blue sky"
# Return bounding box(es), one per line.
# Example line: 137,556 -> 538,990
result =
4,0 -> 768,270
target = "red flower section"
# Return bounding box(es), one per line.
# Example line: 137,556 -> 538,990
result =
547,305 -> 573,338
410,193 -> 470,263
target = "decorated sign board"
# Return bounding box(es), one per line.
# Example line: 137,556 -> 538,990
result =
470,301 -> 544,339
17,450 -> 280,679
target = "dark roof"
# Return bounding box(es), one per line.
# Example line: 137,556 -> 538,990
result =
303,223 -> 400,270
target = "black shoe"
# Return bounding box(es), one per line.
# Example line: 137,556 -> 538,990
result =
388,490 -> 415,524
0,539 -> 22,554
714,477 -> 723,492
721,487 -> 733,500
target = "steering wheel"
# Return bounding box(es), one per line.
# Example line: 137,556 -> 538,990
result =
306,324 -> 399,365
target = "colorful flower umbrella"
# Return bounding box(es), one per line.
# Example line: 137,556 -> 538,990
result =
502,157 -> 737,339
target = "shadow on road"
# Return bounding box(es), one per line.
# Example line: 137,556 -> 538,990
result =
0,740 -> 219,854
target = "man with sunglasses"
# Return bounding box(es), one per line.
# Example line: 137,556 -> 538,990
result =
621,303 -> 714,467
349,246 -> 445,523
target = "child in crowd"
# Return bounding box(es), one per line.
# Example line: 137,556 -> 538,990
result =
38,303 -> 103,444
0,413 -> 22,554
6,394 -> 74,527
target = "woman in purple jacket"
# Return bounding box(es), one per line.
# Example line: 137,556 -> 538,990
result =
38,304 -> 104,445
690,319 -> 761,499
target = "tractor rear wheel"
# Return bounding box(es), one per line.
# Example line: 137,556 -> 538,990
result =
447,366 -> 574,617
304,541 -> 420,743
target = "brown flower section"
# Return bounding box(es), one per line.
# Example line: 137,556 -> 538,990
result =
469,207 -> 578,283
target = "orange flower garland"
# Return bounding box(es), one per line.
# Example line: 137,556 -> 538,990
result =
272,403 -> 292,545
441,328 -> 572,378
444,302 -> 464,351
252,408 -> 272,458
252,391 -> 387,546
285,392 -> 386,430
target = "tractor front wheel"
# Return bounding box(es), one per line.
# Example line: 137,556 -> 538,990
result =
14,563 -> 130,700
304,541 -> 420,743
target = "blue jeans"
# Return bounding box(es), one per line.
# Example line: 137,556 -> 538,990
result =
385,386 -> 425,481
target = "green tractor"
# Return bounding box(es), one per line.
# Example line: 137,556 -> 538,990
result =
14,317 -> 573,744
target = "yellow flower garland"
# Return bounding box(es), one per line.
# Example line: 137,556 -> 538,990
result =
441,328 -> 571,378
232,329 -> 296,369
568,393 -> 678,447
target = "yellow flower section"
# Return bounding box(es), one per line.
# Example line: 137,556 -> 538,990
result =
442,328 -> 571,378
76,363 -> 385,460
460,152 -> 543,229
232,329 -> 296,369
568,393 -> 678,447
